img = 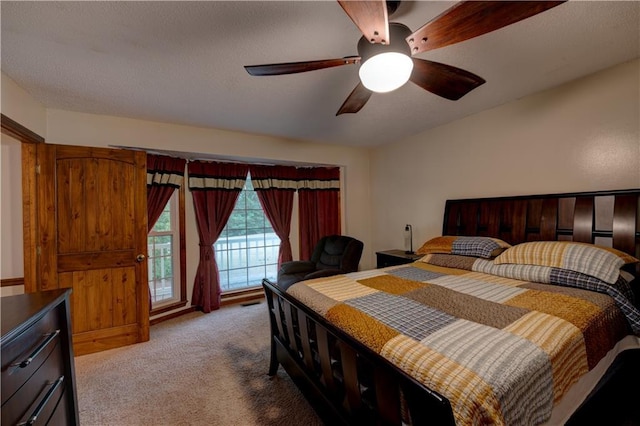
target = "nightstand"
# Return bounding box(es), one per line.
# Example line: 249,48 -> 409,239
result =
376,250 -> 423,268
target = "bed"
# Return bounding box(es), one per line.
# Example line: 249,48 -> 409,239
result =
262,189 -> 640,425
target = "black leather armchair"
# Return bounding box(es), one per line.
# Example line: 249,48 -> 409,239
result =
277,235 -> 364,290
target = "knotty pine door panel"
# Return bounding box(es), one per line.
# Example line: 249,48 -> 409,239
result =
36,144 -> 149,355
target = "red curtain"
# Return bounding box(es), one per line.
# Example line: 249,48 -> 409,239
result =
249,165 -> 297,268
147,154 -> 186,231
297,167 -> 341,259
188,161 -> 249,312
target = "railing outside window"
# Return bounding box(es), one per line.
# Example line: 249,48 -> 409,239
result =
215,232 -> 280,291
148,239 -> 174,300
148,192 -> 181,304
215,175 -> 280,292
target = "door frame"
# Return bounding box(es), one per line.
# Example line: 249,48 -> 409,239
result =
1,114 -> 43,292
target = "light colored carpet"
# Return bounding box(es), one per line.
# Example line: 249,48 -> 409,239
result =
74,301 -> 324,425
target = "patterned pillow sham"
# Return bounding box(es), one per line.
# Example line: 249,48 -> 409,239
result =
417,252 -> 639,332
493,241 -> 639,285
474,258 -> 639,331
415,236 -> 511,259
417,253 -> 478,271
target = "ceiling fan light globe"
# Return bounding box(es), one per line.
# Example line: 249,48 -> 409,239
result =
359,52 -> 413,93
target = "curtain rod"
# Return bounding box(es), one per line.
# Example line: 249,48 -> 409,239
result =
110,145 -> 339,168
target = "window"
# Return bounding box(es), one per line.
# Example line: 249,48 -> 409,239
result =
215,175 -> 280,292
147,187 -> 186,313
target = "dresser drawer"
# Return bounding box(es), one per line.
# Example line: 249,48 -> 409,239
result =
46,388 -> 70,426
1,341 -> 65,426
1,307 -> 62,405
1,290 -> 79,425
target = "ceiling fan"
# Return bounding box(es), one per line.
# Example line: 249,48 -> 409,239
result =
244,1 -> 566,116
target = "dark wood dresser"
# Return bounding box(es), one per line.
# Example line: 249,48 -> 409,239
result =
1,289 -> 79,425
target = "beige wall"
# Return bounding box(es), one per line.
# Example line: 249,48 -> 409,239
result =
370,59 -> 640,252
0,134 -> 26,296
1,73 -> 46,296
3,59 -> 639,304
43,110 -> 373,316
1,71 -> 373,306
1,134 -> 23,278
1,73 -> 47,137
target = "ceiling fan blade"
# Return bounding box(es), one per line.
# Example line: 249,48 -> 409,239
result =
245,57 -> 359,76
410,58 -> 485,101
338,0 -> 389,44
407,1 -> 566,56
336,82 -> 372,115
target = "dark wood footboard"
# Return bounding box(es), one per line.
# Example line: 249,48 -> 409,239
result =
262,278 -> 455,426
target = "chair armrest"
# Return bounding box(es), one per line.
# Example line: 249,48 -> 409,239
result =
279,261 -> 316,275
305,269 -> 342,280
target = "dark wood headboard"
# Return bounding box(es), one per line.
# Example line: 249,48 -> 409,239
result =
443,189 -> 640,274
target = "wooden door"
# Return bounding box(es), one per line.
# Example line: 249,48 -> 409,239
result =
35,144 -> 149,355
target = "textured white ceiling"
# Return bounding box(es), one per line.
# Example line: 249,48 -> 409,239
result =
2,1 -> 639,147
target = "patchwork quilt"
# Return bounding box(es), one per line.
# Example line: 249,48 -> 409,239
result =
287,255 -> 637,426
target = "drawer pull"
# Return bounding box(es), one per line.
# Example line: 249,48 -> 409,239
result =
17,375 -> 65,426
11,330 -> 61,370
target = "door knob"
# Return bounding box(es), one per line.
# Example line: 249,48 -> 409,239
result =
136,254 -> 146,262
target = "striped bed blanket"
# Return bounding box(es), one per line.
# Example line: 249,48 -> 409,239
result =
286,255 -> 637,426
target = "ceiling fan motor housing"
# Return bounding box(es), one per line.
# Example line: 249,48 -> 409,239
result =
357,22 -> 412,62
